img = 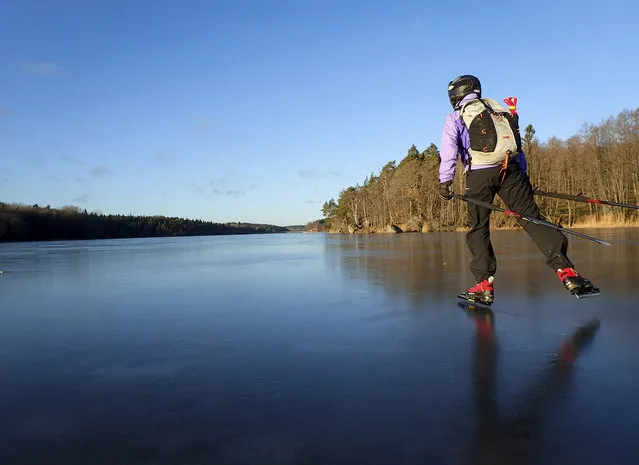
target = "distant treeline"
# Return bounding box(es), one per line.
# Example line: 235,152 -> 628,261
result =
311,107 -> 639,233
306,218 -> 330,233
0,204 -> 289,242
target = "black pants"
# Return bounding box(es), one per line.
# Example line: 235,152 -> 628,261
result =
465,163 -> 573,281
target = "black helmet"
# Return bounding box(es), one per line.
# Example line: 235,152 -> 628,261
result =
448,75 -> 481,109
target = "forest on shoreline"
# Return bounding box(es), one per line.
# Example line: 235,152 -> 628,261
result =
309,107 -> 639,234
4,108 -> 637,242
0,203 -> 289,243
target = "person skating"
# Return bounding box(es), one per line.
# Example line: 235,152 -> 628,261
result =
437,75 -> 598,304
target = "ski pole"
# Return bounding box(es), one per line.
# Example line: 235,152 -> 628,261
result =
451,193 -> 612,246
533,187 -> 639,211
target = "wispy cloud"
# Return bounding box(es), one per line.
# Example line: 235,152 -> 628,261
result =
154,150 -> 174,162
46,174 -> 83,184
20,61 -> 65,76
90,166 -> 112,177
209,173 -> 252,198
298,169 -> 341,180
190,117 -> 214,137
72,193 -> 89,203
0,108 -> 8,118
305,199 -> 317,204
26,154 -> 47,166
208,171 -> 237,187
60,154 -> 84,166
226,190 -> 246,198
211,188 -> 247,198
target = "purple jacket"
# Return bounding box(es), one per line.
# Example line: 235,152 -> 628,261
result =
439,93 -> 527,183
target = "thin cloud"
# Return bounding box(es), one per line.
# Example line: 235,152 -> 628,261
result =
21,61 -> 65,76
154,150 -> 174,162
226,190 -> 246,198
210,174 -> 250,198
190,117 -> 214,137
72,193 -> 89,203
209,171 -> 237,187
60,154 -> 84,165
305,199 -> 317,204
0,108 -> 8,118
90,166 -> 112,177
298,169 -> 341,180
51,173 -> 84,183
209,178 -> 226,186
26,154 -> 47,166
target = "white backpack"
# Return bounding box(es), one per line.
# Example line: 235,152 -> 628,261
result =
458,97 -> 522,166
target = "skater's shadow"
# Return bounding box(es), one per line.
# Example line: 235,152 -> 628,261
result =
459,304 -> 601,465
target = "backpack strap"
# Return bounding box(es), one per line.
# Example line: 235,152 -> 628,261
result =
460,98 -> 493,119
458,99 -> 477,122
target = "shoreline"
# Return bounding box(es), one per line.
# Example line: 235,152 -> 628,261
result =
324,221 -> 639,235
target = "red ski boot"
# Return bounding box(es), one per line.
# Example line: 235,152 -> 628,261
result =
557,267 -> 600,298
458,276 -> 494,306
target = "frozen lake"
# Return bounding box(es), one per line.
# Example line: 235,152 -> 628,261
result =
1,229 -> 638,464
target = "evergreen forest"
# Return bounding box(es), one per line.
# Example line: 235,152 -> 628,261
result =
0,204 -> 288,243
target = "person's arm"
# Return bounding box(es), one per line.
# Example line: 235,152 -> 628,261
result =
439,113 -> 460,183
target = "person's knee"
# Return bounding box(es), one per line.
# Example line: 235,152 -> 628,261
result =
467,227 -> 490,243
510,196 -> 540,217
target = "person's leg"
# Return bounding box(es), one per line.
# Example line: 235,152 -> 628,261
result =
459,167 -> 500,305
496,164 -> 573,270
497,164 -> 598,294
466,168 -> 499,281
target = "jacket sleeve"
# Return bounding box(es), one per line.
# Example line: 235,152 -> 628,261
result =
514,150 -> 527,174
439,113 -> 459,183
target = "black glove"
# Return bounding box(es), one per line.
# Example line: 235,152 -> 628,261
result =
438,181 -> 453,200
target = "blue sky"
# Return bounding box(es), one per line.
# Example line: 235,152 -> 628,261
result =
2,0 -> 637,226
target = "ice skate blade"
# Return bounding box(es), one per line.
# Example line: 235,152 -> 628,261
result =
574,290 -> 600,299
457,298 -> 493,311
